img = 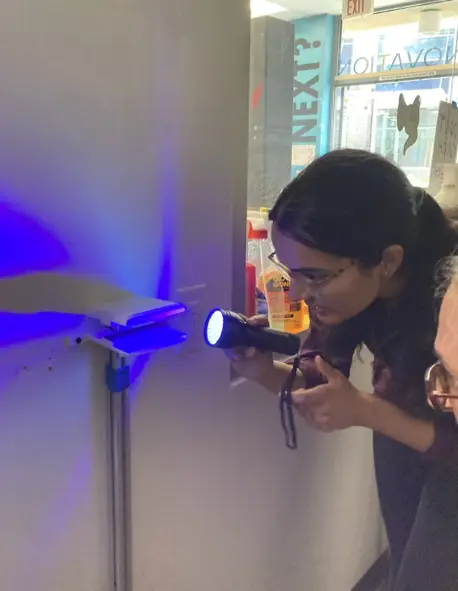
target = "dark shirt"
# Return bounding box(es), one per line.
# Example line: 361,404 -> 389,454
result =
298,313 -> 458,464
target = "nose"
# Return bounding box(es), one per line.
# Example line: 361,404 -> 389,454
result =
290,277 -> 311,302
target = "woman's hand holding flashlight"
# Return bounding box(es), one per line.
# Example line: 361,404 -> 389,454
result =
224,315 -> 274,380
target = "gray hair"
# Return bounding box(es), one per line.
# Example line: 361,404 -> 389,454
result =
448,256 -> 458,287
437,255 -> 458,297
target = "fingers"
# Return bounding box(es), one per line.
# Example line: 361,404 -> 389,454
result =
293,385 -> 333,432
246,315 -> 270,328
296,404 -> 333,432
292,359 -> 346,433
314,356 -> 343,383
223,316 -> 268,359
292,384 -> 328,407
293,391 -> 329,415
224,346 -> 256,361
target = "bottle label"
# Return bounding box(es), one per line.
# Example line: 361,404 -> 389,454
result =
255,287 -> 268,316
259,271 -> 309,333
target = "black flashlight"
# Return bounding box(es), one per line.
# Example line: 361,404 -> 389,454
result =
204,309 -> 301,356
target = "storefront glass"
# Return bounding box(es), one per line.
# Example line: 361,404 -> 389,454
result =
247,12 -> 339,209
333,6 -> 458,188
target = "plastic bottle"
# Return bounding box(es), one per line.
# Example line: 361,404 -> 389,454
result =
246,224 -> 270,318
247,209 -> 267,228
259,269 -> 309,334
247,218 -> 309,333
245,262 -> 256,317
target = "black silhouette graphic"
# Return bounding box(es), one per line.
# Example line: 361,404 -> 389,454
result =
397,93 -> 421,155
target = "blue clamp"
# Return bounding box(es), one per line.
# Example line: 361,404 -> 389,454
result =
105,363 -> 131,393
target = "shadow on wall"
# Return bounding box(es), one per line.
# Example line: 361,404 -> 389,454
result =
0,202 -> 93,591
122,140 -> 180,403
0,201 -> 69,276
128,152 -> 178,402
0,201 -> 85,347
0,200 -> 173,388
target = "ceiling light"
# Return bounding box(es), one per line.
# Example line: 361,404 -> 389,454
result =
251,0 -> 287,18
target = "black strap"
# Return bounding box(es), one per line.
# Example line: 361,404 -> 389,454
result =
279,357 -> 300,450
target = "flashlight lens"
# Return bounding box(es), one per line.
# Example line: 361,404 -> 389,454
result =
206,309 -> 224,345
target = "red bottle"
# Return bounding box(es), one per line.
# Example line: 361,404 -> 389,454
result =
245,262 -> 256,318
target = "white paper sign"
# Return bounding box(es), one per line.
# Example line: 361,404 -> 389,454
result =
429,101 -> 458,196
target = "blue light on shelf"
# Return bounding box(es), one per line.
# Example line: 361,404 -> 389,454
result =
110,302 -> 187,330
105,324 -> 187,356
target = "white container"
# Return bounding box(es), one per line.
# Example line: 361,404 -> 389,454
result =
436,164 -> 458,209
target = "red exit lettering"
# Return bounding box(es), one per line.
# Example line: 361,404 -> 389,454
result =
346,0 -> 365,16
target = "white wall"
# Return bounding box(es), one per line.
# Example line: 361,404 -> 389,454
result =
130,357 -> 385,591
0,1 -> 384,590
0,346 -> 111,591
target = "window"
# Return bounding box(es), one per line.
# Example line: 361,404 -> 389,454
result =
333,9 -> 458,189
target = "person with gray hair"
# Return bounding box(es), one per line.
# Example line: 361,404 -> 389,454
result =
392,256 -> 458,590
431,256 -> 458,419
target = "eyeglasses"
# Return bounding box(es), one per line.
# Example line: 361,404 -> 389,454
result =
268,252 -> 353,295
425,362 -> 458,413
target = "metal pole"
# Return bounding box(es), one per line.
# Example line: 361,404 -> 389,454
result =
109,353 -> 132,591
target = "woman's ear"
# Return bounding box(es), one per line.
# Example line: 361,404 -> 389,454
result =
381,245 -> 404,278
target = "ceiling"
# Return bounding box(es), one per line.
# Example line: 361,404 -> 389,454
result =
253,0 -> 455,20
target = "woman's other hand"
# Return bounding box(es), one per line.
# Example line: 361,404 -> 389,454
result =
292,356 -> 371,432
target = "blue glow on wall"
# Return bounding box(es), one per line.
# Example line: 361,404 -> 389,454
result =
0,198 -> 183,360
0,313 -> 85,349
0,202 -> 69,277
156,135 -> 179,302
0,202 -> 82,347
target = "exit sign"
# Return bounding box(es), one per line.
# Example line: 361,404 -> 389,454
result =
343,0 -> 374,19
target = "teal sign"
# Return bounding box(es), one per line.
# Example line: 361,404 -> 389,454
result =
292,15 -> 338,177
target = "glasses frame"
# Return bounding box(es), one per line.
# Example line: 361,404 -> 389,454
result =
268,252 -> 354,295
425,361 -> 458,413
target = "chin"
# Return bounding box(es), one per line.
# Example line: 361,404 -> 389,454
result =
315,311 -> 345,326
314,305 -> 361,325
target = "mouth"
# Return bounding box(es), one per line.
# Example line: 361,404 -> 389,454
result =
306,300 -> 327,312
308,303 -> 330,316
313,306 -> 338,324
